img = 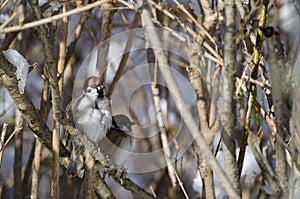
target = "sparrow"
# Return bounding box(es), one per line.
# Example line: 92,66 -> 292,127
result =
66,76 -> 112,176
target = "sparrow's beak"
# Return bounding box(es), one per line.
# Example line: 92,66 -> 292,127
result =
96,85 -> 105,99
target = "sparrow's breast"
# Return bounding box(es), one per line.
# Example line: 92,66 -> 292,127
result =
74,108 -> 111,144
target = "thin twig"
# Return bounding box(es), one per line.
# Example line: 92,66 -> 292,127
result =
0,122 -> 7,197
235,53 -> 253,96
0,123 -> 8,166
14,109 -> 24,199
172,0 -> 216,45
199,0 -> 215,25
32,66 -> 50,199
57,3 -> 68,96
1,2 -> 51,49
22,139 -> 36,197
96,1 -> 117,79
117,0 -> 136,10
236,76 -> 276,133
172,166 -> 189,199
52,2 -> 69,198
107,12 -> 140,99
147,0 -> 223,65
150,64 -> 177,189
31,139 -> 42,199
65,14 -> 88,64
209,66 -> 222,127
0,126 -> 23,152
246,0 -> 268,132
0,0 -> 109,34
247,129 -> 281,193
0,0 -> 9,10
0,12 -> 16,30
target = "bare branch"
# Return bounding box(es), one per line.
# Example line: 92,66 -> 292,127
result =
0,0 -> 109,34
13,109 -> 23,199
0,123 -> 8,166
31,140 -> 42,199
221,0 -> 240,196
267,34 -> 290,194
96,1 -> 117,79
107,12 -> 140,99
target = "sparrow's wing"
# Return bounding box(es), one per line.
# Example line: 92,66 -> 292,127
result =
65,95 -> 85,177
64,94 -> 84,123
64,94 -> 84,146
99,115 -> 135,167
106,127 -> 132,147
111,115 -> 134,133
111,116 -> 119,129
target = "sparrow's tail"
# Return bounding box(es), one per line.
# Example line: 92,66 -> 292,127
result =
67,139 -> 80,176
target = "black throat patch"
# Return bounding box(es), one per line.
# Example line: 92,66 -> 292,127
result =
95,101 -> 99,109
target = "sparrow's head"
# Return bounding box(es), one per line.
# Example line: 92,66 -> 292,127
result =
83,76 -> 105,99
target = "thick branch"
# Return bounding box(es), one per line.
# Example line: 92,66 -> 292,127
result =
267,36 -> 289,194
221,0 -> 240,197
